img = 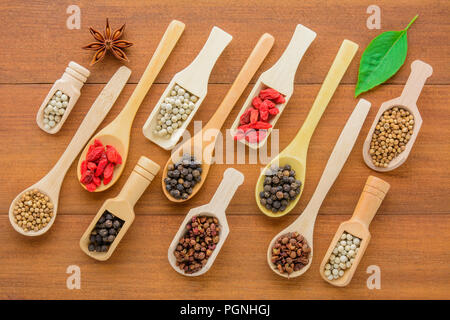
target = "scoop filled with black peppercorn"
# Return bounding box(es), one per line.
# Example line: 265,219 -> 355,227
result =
87,211 -> 124,253
257,164 -> 302,216
162,154 -> 202,201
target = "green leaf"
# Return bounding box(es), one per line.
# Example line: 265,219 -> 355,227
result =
355,15 -> 418,97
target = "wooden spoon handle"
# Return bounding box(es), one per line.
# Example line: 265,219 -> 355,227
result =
43,66 -> 131,189
209,168 -> 244,215
287,40 -> 358,155
204,33 -> 275,132
114,20 -> 185,126
302,99 -> 371,220
351,176 -> 390,228
399,60 -> 433,107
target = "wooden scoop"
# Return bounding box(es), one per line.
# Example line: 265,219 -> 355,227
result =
319,175 -> 390,287
77,20 -> 185,192
168,168 -> 244,276
80,156 -> 160,261
256,40 -> 359,218
142,26 -> 233,150
161,33 -> 275,203
266,99 -> 371,278
8,66 -> 131,236
230,24 -> 316,149
363,60 -> 432,172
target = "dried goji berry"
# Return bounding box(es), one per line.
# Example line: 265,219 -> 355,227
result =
274,94 -> 286,104
239,108 -> 252,125
259,88 -> 280,100
250,121 -> 272,130
85,182 -> 97,192
80,160 -> 87,175
245,130 -> 258,143
95,158 -> 108,177
87,144 -> 95,157
252,96 -> 263,109
103,162 -> 115,180
93,176 -> 101,187
260,109 -> 269,121
250,108 -> 259,124
87,162 -> 97,171
268,107 -> 280,116
94,139 -> 103,148
234,129 -> 246,141
86,146 -> 105,162
80,170 -> 93,184
261,99 -> 275,109
103,175 -> 113,185
106,145 -> 122,164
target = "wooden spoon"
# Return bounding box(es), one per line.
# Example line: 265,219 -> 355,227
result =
266,98 -> 371,278
319,175 -> 390,287
77,20 -> 185,192
230,24 -> 316,149
161,33 -> 274,203
8,66 -> 131,236
168,168 -> 244,276
363,60 -> 433,172
80,156 -> 160,261
256,40 -> 359,218
142,26 -> 233,150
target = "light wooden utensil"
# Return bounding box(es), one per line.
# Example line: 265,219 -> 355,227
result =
8,66 -> 132,236
142,26 -> 233,150
77,20 -> 185,192
230,24 -> 316,149
256,40 -> 359,218
161,33 -> 274,203
363,60 -> 432,172
319,175 -> 390,287
266,99 -> 371,278
168,168 -> 244,276
80,156 -> 160,261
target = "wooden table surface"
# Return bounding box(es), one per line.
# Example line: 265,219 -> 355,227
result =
1,0 -> 449,300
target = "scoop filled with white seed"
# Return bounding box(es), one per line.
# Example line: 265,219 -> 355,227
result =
42,90 -> 70,131
319,176 -> 390,287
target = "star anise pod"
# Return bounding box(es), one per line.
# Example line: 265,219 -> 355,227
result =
82,18 -> 133,65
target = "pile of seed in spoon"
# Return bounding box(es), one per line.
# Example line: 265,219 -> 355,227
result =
369,106 -> 414,168
174,215 -> 220,274
12,189 -> 54,232
164,154 -> 202,200
323,232 -> 361,280
270,232 -> 311,275
88,211 -> 124,252
259,164 -> 302,213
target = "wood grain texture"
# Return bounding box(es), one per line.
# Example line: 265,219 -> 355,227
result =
0,0 -> 449,300
0,215 -> 448,299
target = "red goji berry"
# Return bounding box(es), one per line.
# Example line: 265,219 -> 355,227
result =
259,88 -> 280,100
239,108 -> 252,125
86,146 -> 105,162
95,158 -> 108,177
261,99 -> 275,109
103,174 -> 113,185
93,176 -> 101,187
274,94 -> 286,104
260,109 -> 269,121
234,129 -> 246,141
268,107 -> 280,116
250,121 -> 272,130
80,160 -> 87,175
250,108 -> 259,124
87,144 -> 95,157
106,145 -> 122,164
103,162 -> 115,180
245,130 -> 258,143
80,170 -> 93,184
94,139 -> 103,148
87,162 -> 97,171
85,182 -> 97,192
252,96 -> 263,109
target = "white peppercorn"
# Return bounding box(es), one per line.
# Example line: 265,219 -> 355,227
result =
324,232 -> 362,281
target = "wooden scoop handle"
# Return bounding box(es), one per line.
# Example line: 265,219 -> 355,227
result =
114,20 -> 185,126
209,168 -> 244,214
399,60 -> 433,107
351,176 -> 390,228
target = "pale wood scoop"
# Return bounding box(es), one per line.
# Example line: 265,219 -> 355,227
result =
142,26 -> 233,150
77,20 -> 185,192
319,175 -> 390,287
80,156 -> 160,261
363,60 -> 433,172
256,40 -> 359,218
230,24 -> 317,149
161,33 -> 275,203
8,66 -> 131,236
266,99 -> 371,278
168,168 -> 244,276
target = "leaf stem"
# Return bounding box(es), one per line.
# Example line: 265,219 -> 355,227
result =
404,14 -> 419,31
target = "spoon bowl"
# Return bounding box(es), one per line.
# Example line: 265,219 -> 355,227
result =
168,168 -> 244,276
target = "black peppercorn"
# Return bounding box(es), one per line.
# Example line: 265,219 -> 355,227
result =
88,211 -> 124,253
